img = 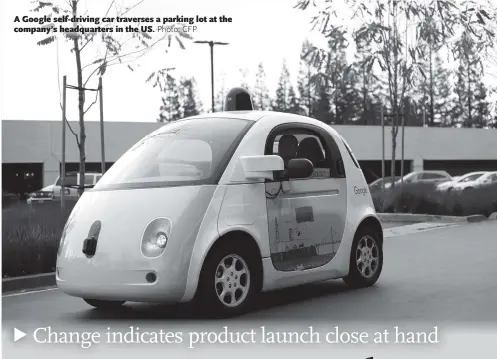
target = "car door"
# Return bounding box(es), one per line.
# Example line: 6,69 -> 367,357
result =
264,123 -> 347,272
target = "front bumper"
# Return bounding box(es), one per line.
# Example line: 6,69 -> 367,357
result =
56,264 -> 189,303
27,197 -> 53,203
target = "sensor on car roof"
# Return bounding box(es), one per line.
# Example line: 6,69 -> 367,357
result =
224,87 -> 254,111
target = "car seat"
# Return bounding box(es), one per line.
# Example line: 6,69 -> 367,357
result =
278,135 -> 298,166
296,137 -> 325,167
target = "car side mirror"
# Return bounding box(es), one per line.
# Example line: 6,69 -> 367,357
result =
287,158 -> 313,179
240,155 -> 284,180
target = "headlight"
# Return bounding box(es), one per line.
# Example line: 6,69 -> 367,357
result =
140,217 -> 172,258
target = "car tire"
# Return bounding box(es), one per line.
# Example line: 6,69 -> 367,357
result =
83,298 -> 125,309
195,240 -> 261,318
343,226 -> 383,288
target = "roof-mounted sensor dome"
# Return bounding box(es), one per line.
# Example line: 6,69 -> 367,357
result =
224,87 -> 254,111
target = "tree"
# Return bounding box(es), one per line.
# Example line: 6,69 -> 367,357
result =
325,26 -> 352,124
433,55 -> 453,126
474,81 -> 491,128
297,40 -> 315,117
179,77 -> 202,117
453,30 -> 483,127
297,0 -> 497,184
214,73 -> 227,112
239,67 -> 251,92
272,61 -> 292,112
288,86 -> 301,115
253,63 -> 271,110
314,83 -> 332,123
158,74 -> 181,122
31,0 -> 191,195
353,34 -> 381,125
492,101 -> 497,128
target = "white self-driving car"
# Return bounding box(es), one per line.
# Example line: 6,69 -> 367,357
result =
56,110 -> 383,317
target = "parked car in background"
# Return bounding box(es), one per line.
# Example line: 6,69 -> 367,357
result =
27,185 -> 55,204
437,171 -> 497,192
369,176 -> 400,192
52,172 -> 102,199
384,170 -> 452,189
27,172 -> 103,203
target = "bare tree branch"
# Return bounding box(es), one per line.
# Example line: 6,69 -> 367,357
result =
84,87 -> 99,114
83,33 -> 169,86
79,0 -> 115,53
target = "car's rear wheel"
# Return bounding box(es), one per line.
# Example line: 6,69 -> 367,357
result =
83,298 -> 125,309
343,226 -> 383,288
196,240 -> 261,318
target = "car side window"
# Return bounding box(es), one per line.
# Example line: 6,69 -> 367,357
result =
266,127 -> 339,180
84,174 -> 94,185
65,174 -> 78,186
421,173 -> 444,179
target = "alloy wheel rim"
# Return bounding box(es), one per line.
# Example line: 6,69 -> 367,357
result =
356,235 -> 380,278
214,254 -> 250,307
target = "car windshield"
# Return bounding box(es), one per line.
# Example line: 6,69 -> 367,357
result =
401,172 -> 416,181
93,117 -> 252,190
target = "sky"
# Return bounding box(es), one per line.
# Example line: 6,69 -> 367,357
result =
0,0 -> 496,124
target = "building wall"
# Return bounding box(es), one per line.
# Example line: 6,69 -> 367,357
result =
2,119 -> 497,187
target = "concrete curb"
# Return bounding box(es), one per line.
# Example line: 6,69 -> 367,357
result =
378,212 -> 494,223
2,272 -> 55,294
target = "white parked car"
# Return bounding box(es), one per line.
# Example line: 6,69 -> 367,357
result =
27,185 -> 55,204
52,172 -> 102,199
27,172 -> 103,204
56,110 -> 383,317
384,170 -> 452,189
437,171 -> 497,192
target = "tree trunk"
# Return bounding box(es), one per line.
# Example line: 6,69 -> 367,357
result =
72,0 -> 86,196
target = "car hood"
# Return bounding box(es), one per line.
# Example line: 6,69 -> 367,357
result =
33,185 -> 55,193
57,185 -> 217,268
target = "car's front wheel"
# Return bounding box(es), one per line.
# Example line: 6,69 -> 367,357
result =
196,240 -> 261,318
83,298 -> 126,309
343,226 -> 383,288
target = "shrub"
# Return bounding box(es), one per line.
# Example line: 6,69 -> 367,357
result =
2,193 -> 20,209
373,182 -> 497,217
2,200 -> 76,278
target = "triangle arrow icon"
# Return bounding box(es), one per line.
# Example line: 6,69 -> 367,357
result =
14,328 -> 26,342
